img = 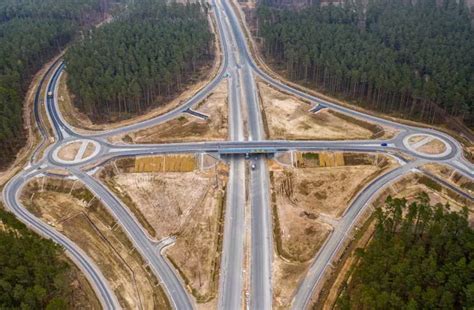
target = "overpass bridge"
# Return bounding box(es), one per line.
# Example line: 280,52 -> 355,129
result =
217,147 -> 280,156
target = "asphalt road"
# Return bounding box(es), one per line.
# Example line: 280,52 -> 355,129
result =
2,170 -> 120,309
2,0 -> 473,309
216,0 -> 246,307
72,169 -> 194,310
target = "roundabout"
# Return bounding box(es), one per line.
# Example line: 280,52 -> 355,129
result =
403,133 -> 452,159
52,139 -> 101,165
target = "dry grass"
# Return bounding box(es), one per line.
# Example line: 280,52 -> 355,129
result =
273,166 -> 384,218
417,138 -> 447,154
422,163 -> 473,195
62,255 -> 103,309
100,159 -> 229,304
21,178 -> 171,310
57,142 -> 82,161
111,80 -> 228,144
272,258 -> 311,310
379,174 -> 474,219
135,155 -> 197,173
269,152 -> 398,308
258,82 -> 394,140
83,142 -> 96,158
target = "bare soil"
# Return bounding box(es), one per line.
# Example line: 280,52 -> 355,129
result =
417,138 -> 447,154
269,152 -> 398,308
21,178 -> 171,310
258,82 -> 395,140
83,142 -> 96,159
379,174 -> 474,219
422,163 -> 473,195
57,142 -> 82,161
111,80 -> 228,144
99,157 -> 229,305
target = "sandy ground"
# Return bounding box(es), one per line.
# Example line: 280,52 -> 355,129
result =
102,159 -> 228,305
422,163 -> 473,195
418,138 -> 447,154
21,178 -> 170,310
269,152 -> 397,309
57,142 -> 82,161
407,135 -> 426,144
258,82 -> 395,140
274,166 -> 379,218
111,80 -> 228,144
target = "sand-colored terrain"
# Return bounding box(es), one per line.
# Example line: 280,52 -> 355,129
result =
57,142 -> 82,161
258,82 -> 395,140
372,174 -> 474,218
417,138 -> 447,154
269,152 -> 398,309
99,156 -> 228,306
21,178 -> 170,310
422,163 -> 473,195
110,80 -> 228,144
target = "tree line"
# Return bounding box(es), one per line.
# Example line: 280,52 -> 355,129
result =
257,0 -> 474,128
0,207 -> 74,308
0,0 -> 112,169
337,194 -> 474,309
65,0 -> 214,121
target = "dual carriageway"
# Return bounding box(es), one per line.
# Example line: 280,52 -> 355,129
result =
3,0 -> 473,309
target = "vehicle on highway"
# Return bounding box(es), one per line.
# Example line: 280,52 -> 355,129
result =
251,163 -> 256,170
381,142 -> 388,146
47,91 -> 53,98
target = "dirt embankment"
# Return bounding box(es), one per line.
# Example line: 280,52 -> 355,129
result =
422,163 -> 473,195
314,172 -> 474,309
269,152 -> 398,309
258,82 -> 396,141
21,177 -> 171,310
111,80 -> 228,144
99,155 -> 228,306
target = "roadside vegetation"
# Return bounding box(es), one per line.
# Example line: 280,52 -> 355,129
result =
65,0 -> 214,122
21,178 -> 171,309
337,194 -> 474,309
269,152 -> 398,308
0,0 -> 112,169
256,0 -> 473,129
99,156 -> 228,306
0,205 -> 99,308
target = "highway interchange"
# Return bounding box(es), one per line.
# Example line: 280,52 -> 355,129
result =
2,0 -> 473,309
